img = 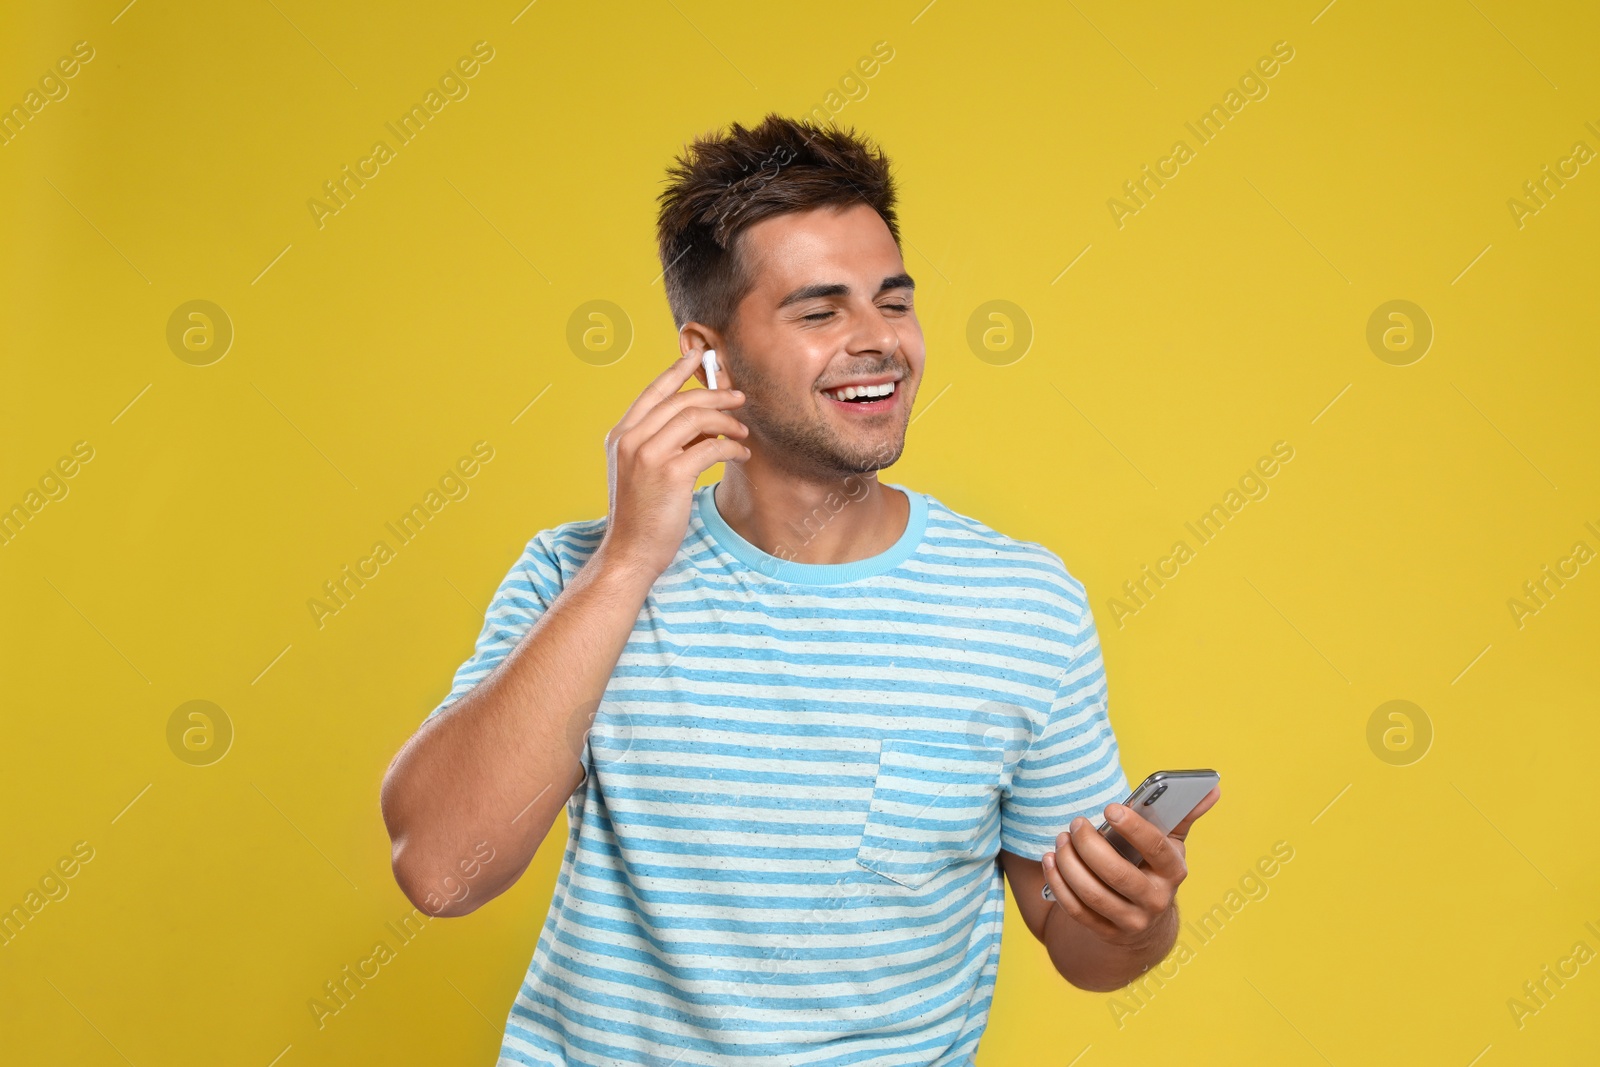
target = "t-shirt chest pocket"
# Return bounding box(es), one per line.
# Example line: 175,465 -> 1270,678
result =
855,736 -> 1005,890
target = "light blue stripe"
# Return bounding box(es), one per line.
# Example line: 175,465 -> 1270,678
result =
428,485 -> 1132,1066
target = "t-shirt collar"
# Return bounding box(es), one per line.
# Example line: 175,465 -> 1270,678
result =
694,480 -> 927,585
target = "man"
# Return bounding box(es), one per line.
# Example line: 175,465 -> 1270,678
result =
380,113 -> 1218,1066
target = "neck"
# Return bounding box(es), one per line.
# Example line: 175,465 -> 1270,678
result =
712,461 -> 908,567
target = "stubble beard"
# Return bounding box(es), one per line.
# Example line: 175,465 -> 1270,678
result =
725,345 -> 909,478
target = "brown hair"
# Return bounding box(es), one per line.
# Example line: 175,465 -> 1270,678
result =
655,113 -> 899,335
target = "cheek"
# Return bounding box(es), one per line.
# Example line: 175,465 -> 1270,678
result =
767,342 -> 836,397
899,324 -> 928,373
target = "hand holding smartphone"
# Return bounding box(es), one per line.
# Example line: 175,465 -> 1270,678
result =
1041,769 -> 1220,901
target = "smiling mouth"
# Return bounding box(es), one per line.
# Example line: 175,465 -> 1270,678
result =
821,380 -> 898,412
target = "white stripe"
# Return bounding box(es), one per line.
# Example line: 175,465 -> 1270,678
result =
421,488 -> 1129,1063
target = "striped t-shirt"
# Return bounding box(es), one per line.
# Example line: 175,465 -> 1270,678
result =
427,481 -> 1129,1066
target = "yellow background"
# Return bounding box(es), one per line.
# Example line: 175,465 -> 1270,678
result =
3,0 -> 1597,1063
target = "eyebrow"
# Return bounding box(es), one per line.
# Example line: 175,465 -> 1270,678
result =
777,273 -> 916,309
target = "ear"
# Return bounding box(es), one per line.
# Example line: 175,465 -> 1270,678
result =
678,322 -> 722,387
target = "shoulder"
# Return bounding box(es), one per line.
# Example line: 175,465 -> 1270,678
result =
912,489 -> 1092,634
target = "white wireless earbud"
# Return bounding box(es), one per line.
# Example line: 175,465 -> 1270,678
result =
701,348 -> 720,390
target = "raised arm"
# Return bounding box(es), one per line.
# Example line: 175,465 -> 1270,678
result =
379,348 -> 748,916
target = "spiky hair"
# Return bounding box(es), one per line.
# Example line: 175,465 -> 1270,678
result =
655,113 -> 899,335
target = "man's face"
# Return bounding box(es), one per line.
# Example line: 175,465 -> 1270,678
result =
718,202 -> 923,477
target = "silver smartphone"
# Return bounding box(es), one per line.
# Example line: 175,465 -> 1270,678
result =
1041,769 -> 1220,901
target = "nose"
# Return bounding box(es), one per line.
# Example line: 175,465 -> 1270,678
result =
852,304 -> 901,359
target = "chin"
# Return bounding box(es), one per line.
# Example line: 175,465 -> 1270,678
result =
762,410 -> 906,477
839,437 -> 904,474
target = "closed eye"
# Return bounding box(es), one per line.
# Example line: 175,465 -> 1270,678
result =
801,302 -> 910,322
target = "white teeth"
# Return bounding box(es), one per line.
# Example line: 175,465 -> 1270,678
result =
827,381 -> 896,401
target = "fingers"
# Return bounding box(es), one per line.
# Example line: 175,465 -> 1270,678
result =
1101,804 -> 1184,878
616,349 -> 710,432
1057,821 -> 1152,922
1170,785 -> 1221,839
633,406 -> 749,467
628,386 -> 747,450
672,435 -> 751,479
1040,848 -> 1120,942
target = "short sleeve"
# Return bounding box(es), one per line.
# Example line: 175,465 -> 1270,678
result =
999,602 -> 1131,861
423,530 -> 567,723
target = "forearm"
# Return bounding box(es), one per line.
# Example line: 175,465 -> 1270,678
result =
380,547 -> 654,915
1044,897 -> 1179,992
